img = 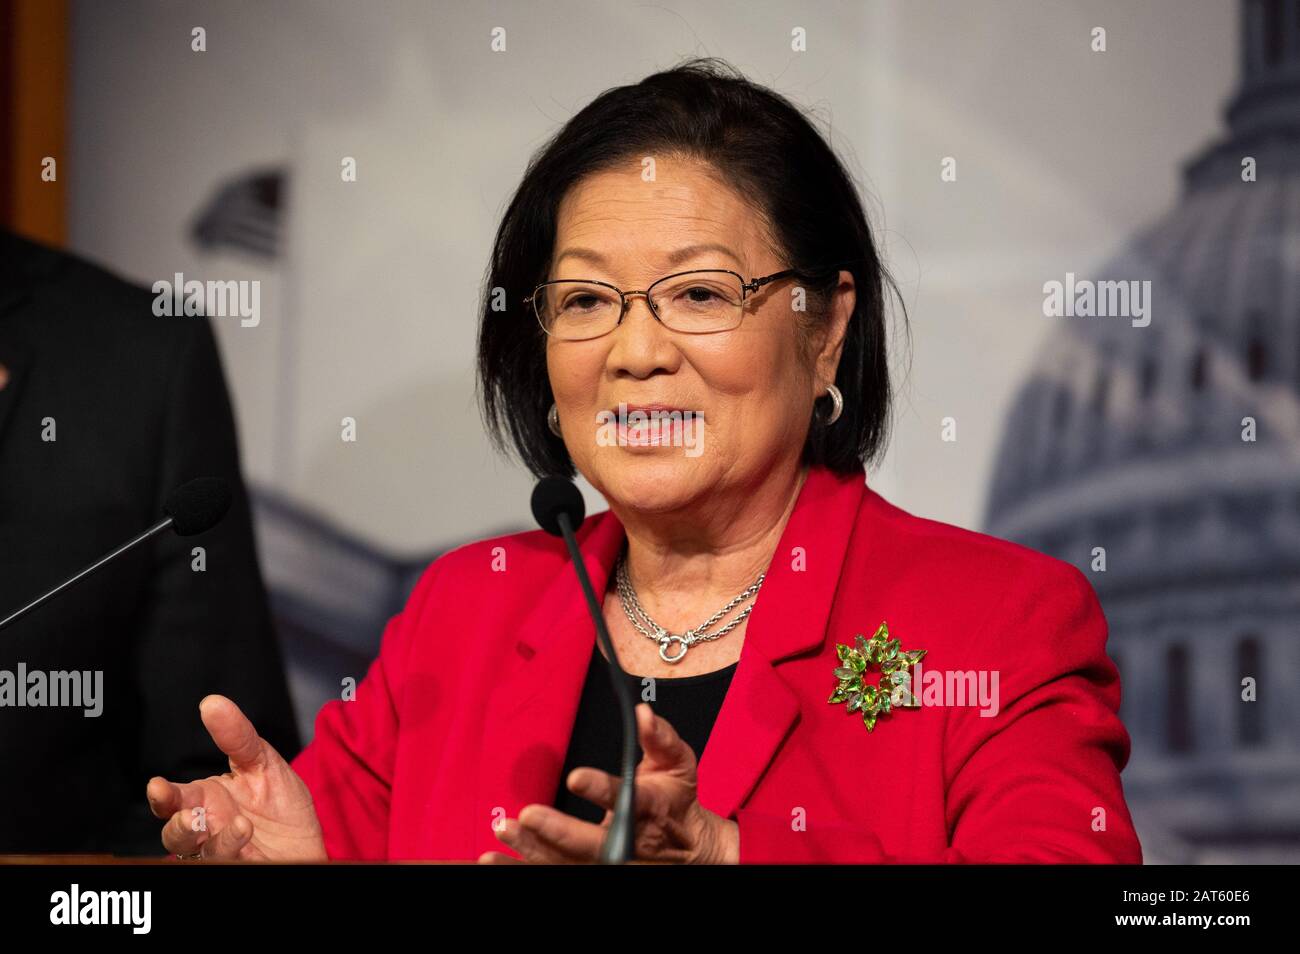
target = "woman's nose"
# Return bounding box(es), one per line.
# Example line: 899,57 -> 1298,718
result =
608,294 -> 678,374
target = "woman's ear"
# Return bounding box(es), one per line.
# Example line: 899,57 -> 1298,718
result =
814,270 -> 855,392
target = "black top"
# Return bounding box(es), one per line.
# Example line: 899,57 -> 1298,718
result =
553,642 -> 738,824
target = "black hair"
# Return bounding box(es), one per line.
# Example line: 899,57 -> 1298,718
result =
476,56 -> 905,479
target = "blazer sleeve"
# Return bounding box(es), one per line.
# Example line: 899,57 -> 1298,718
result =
289,557 -> 442,860
735,561 -> 1143,864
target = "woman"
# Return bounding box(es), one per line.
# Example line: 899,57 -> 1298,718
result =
146,58 -> 1141,864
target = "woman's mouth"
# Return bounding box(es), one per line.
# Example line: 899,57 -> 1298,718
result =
605,403 -> 703,448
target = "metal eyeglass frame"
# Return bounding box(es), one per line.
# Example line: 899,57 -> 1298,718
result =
524,268 -> 802,340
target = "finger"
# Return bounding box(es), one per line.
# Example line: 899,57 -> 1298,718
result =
199,695 -> 267,773
146,777 -> 194,820
566,766 -> 678,823
147,777 -> 209,821
516,803 -> 604,860
495,815 -> 589,864
562,767 -> 618,813
199,814 -> 252,860
477,851 -> 526,864
635,703 -> 696,773
160,806 -> 211,856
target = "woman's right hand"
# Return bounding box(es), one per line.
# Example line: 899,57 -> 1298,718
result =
146,694 -> 327,861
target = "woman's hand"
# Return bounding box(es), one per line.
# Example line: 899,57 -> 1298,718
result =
479,703 -> 739,864
146,694 -> 327,862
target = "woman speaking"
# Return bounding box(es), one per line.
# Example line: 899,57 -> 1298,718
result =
145,58 -> 1141,864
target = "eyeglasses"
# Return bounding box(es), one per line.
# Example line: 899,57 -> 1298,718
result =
525,268 -> 801,341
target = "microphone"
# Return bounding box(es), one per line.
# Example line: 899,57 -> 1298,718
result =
0,477 -> 232,632
531,477 -> 639,865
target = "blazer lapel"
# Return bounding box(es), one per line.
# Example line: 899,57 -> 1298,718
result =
697,465 -> 867,820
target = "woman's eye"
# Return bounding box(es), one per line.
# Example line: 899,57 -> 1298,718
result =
562,295 -> 602,311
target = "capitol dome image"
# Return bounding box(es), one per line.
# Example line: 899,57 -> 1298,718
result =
985,0 -> 1300,863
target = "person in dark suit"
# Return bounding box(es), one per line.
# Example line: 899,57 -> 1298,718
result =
0,227 -> 299,854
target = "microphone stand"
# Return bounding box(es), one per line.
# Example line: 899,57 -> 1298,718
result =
556,511 -> 638,864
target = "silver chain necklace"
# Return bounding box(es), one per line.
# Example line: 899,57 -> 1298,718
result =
614,551 -> 765,664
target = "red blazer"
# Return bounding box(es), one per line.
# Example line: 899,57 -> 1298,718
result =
291,464 -> 1142,863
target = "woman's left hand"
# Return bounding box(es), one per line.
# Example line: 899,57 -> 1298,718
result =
478,702 -> 739,864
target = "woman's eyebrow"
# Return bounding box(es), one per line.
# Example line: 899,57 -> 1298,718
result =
553,243 -> 743,269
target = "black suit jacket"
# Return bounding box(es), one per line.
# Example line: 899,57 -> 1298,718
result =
0,230 -> 300,853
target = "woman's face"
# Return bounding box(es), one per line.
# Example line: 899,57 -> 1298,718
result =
545,155 -> 853,514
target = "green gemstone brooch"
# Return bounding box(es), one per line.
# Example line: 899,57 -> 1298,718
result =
827,621 -> 927,732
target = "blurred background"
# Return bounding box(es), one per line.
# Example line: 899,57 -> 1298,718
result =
2,0 -> 1295,862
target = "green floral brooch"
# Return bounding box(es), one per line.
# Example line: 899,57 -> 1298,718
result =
828,621 -> 927,732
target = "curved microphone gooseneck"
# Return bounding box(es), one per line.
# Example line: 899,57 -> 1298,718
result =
0,477 -> 234,632
531,477 -> 639,865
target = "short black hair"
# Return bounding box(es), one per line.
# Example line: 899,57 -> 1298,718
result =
476,56 -> 905,479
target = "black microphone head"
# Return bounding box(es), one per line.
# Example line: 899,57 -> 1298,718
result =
531,477 -> 585,538
164,477 -> 233,536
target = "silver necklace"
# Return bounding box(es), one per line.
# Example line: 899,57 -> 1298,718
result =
614,552 -> 765,664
